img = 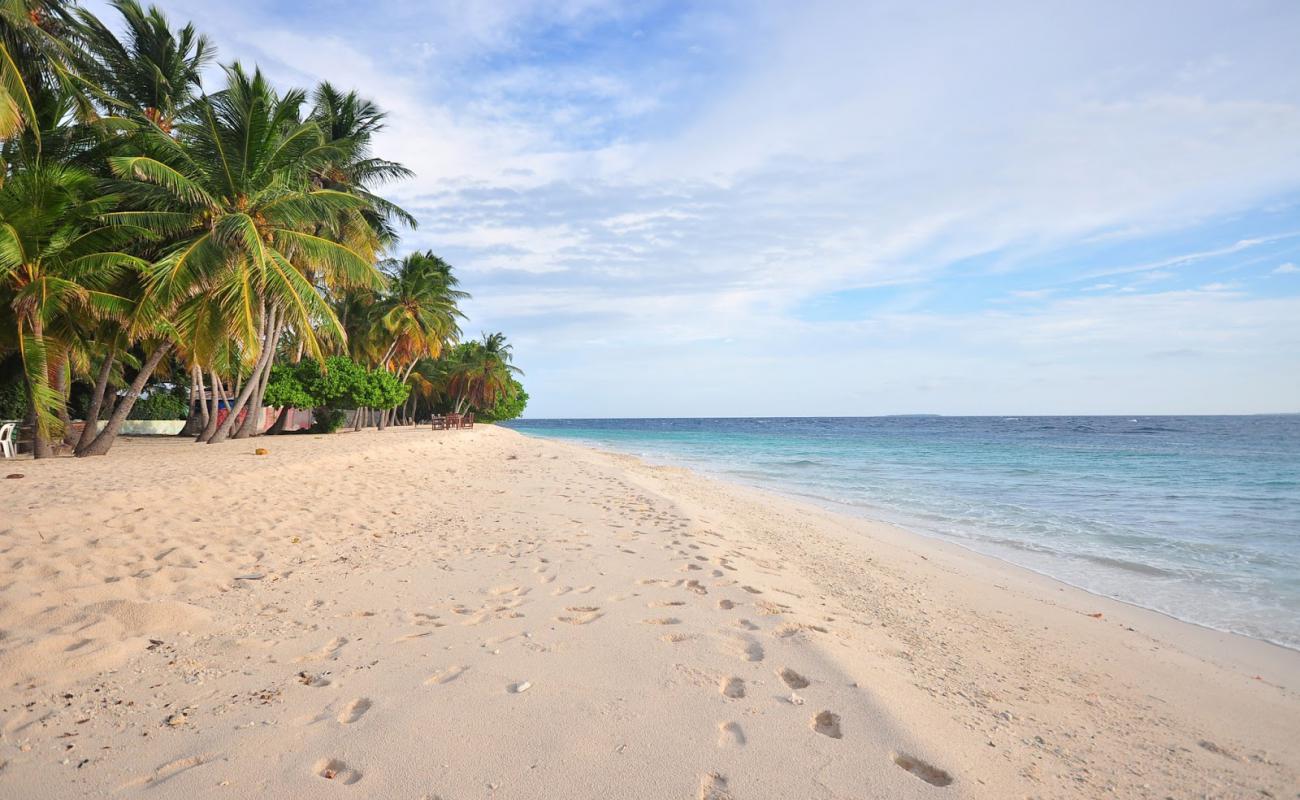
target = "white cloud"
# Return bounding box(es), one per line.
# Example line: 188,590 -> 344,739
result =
1274,262 -> 1299,274
78,0 -> 1300,415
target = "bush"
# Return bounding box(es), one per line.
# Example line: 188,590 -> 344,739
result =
478,381 -> 528,422
128,390 -> 188,420
263,363 -> 315,410
353,368 -> 409,411
310,408 -> 347,433
0,381 -> 27,420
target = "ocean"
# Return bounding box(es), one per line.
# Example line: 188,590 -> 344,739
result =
502,416 -> 1300,650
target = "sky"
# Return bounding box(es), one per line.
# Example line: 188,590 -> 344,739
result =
90,0 -> 1300,416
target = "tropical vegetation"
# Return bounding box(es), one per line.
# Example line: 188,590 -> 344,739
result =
0,0 -> 525,458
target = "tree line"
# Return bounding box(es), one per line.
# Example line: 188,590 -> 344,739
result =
0,0 -> 525,457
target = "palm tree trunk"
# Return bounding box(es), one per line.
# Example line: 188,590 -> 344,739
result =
211,307 -> 276,444
76,348 -> 116,452
196,365 -> 209,427
56,361 -> 78,447
76,343 -> 173,457
198,371 -> 222,442
234,317 -> 282,439
181,363 -> 207,436
25,318 -> 53,459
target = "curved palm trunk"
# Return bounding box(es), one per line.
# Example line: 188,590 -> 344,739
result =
197,371 -> 223,442
55,362 -> 77,448
76,348 -> 117,452
234,320 -> 282,439
210,308 -> 277,444
181,364 -> 208,436
76,343 -> 173,457
25,318 -> 54,459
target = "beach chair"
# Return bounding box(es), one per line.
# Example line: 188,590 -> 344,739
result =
462,413 -> 474,429
431,415 -> 447,430
0,422 -> 15,458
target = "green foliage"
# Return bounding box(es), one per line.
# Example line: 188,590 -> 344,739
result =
263,363 -> 315,410
309,408 -> 347,433
128,389 -> 188,420
0,381 -> 27,419
301,356 -> 368,409
354,368 -> 409,411
477,380 -> 528,422
263,357 -> 407,419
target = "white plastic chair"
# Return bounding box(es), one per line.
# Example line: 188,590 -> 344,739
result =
0,422 -> 15,459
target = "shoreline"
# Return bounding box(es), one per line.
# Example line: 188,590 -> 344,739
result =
2,426 -> 1296,798
509,428 -> 1300,658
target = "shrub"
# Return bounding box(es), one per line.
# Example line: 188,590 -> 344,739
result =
128,390 -> 188,420
478,381 -> 528,422
0,381 -> 27,420
310,408 -> 347,433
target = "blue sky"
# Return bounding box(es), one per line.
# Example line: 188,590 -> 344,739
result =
91,0 -> 1300,415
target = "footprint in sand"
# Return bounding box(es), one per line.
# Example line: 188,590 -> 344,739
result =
778,668 -> 810,689
660,632 -> 695,643
773,622 -> 828,639
733,619 -> 760,631
556,606 -> 603,625
648,600 -> 686,608
338,698 -> 371,724
717,722 -> 746,747
395,631 -> 433,643
893,753 -> 954,787
315,758 -> 362,784
697,772 -> 734,800
812,711 -> 842,739
717,599 -> 736,610
725,633 -> 764,662
720,677 -> 745,699
642,617 -> 681,625
424,665 -> 468,685
741,585 -> 763,594
296,636 -> 348,663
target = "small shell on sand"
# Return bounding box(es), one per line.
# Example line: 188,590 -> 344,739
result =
511,681 -> 532,693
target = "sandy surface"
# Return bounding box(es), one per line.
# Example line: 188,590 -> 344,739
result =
0,425 -> 1296,799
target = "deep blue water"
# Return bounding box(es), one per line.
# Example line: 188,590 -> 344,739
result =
502,416 -> 1300,649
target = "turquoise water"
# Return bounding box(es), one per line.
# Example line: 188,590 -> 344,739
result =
503,416 -> 1300,649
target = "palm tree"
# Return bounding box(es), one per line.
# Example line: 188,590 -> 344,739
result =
0,161 -> 146,456
447,332 -> 522,415
75,0 -> 213,132
376,252 -> 465,367
308,82 -> 415,246
369,251 -> 466,427
105,63 -> 384,444
0,0 -> 92,147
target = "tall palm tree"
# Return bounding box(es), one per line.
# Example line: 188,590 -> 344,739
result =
376,251 -> 465,370
0,0 -> 92,148
75,0 -> 213,132
0,161 -> 146,456
308,82 -> 415,246
447,332 -> 522,415
104,63 -> 383,444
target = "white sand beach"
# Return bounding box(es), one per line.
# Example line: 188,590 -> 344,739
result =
1,426 -> 1297,799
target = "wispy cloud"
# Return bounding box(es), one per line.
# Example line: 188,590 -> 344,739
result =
86,0 -> 1300,414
